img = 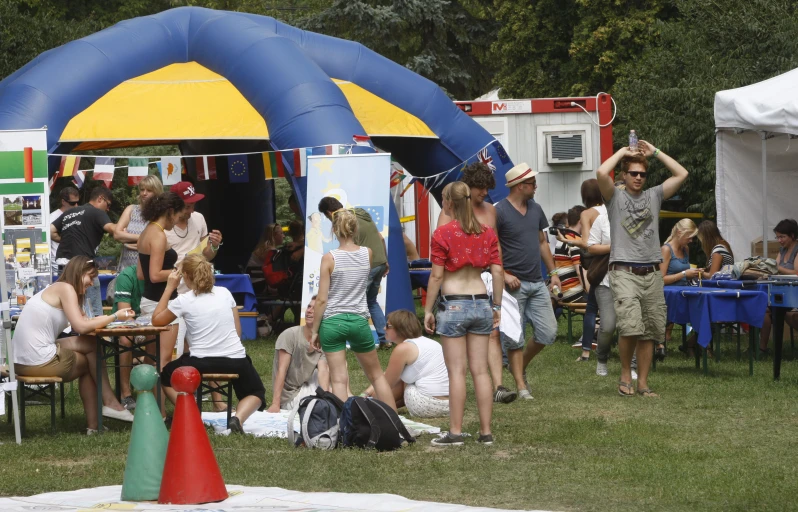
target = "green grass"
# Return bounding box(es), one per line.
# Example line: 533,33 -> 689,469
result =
2,315 -> 798,512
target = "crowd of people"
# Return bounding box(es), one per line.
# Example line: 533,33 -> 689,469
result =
9,140 -> 798,443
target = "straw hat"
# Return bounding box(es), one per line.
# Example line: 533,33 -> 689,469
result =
505,162 -> 538,187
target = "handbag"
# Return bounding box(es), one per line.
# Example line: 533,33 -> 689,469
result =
586,253 -> 610,288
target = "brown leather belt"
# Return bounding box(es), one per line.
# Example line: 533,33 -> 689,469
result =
609,263 -> 659,276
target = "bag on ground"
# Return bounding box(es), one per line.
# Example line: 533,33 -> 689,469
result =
339,396 -> 415,451
287,387 -> 344,449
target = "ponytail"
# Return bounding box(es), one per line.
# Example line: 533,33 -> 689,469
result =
181,254 -> 214,294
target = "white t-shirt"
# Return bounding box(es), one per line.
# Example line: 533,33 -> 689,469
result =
50,209 -> 64,261
400,337 -> 449,397
165,211 -> 209,293
588,212 -> 611,287
167,286 -> 246,359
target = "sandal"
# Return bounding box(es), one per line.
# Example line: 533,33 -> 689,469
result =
637,388 -> 659,398
618,381 -> 634,397
575,355 -> 590,362
655,342 -> 667,362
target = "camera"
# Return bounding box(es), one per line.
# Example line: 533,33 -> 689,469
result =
548,224 -> 567,236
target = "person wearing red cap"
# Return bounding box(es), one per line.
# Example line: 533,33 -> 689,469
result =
166,181 -> 223,275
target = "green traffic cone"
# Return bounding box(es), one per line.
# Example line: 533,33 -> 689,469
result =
121,365 -> 169,501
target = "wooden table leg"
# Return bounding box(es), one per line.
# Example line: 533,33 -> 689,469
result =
96,336 -> 103,434
773,307 -> 786,381
113,336 -> 121,402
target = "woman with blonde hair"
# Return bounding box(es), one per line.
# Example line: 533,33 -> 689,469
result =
248,222 -> 284,269
362,310 -> 450,418
13,256 -> 135,433
425,181 -> 503,446
659,218 -> 700,360
116,174 -> 164,271
311,208 -> 396,410
152,254 -> 266,433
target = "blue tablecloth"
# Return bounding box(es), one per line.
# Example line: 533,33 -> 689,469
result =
409,269 -> 430,289
700,279 -> 769,294
100,272 -> 257,312
664,286 -> 768,347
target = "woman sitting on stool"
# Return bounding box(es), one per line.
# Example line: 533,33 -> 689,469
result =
12,256 -> 135,434
152,254 -> 266,433
362,310 -> 449,418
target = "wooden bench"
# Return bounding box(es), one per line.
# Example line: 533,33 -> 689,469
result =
195,373 -> 238,429
7,375 -> 66,437
559,302 -> 588,347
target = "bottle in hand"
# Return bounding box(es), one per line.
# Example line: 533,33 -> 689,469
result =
629,130 -> 638,151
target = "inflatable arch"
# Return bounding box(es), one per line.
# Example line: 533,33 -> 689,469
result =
0,7 -> 515,313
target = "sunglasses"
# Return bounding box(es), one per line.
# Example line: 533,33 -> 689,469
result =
627,171 -> 647,178
66,200 -> 79,206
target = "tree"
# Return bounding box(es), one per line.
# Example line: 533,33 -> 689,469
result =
612,0 -> 798,215
297,0 -> 498,99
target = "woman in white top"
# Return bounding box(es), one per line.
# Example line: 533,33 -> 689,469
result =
152,254 -> 265,433
13,256 -> 135,433
363,310 -> 449,418
311,208 -> 396,410
587,212 -> 617,377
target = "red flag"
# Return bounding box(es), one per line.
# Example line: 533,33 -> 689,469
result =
195,156 -> 217,181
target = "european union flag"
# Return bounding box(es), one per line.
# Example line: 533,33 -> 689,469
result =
228,154 -> 249,183
492,140 -> 511,165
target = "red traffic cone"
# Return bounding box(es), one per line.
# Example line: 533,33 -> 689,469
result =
158,366 -> 228,505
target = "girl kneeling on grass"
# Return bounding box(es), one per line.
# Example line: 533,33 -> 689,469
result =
152,254 -> 266,433
310,208 -> 397,410
362,309 -> 449,418
13,256 -> 134,434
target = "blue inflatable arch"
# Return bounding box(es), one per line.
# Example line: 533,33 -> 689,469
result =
0,7 -> 515,313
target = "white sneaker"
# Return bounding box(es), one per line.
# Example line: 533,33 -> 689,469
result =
518,389 -> 534,400
102,406 -> 134,422
596,362 -> 608,376
631,370 -> 638,381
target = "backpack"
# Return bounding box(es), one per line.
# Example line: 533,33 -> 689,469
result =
287,387 -> 344,449
339,396 -> 415,451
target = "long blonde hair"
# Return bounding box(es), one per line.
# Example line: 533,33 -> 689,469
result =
181,254 -> 214,294
332,209 -> 358,241
253,223 -> 282,260
665,218 -> 698,246
443,181 -> 481,235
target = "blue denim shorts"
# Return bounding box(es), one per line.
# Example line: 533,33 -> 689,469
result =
436,298 -> 493,338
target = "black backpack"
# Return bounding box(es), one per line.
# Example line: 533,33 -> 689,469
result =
339,396 -> 415,451
287,387 -> 344,449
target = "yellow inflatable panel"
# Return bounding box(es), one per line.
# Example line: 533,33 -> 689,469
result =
60,62 -> 435,147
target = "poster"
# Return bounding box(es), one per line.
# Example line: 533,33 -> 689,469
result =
21,194 -> 42,224
3,196 -> 22,226
301,153 -> 391,335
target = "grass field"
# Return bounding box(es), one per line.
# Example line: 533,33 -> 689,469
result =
2,315 -> 798,511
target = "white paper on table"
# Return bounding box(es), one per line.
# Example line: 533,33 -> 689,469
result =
481,273 -> 522,342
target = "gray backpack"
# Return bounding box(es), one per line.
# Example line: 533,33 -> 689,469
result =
287,387 -> 344,449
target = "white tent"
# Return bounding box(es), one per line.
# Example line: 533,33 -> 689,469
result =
715,68 -> 798,260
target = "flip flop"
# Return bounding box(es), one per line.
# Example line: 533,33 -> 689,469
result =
637,388 -> 659,398
618,381 -> 634,397
575,355 -> 590,362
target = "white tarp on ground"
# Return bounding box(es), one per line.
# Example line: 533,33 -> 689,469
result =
0,485 -> 550,511
714,69 -> 798,259
201,410 -> 441,438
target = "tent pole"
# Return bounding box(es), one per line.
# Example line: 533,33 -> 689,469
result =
761,132 -> 768,258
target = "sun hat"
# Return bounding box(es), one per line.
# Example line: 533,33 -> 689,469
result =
505,162 -> 538,187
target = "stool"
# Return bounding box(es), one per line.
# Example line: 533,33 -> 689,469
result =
195,374 -> 238,429
6,376 -> 66,437
560,302 -> 588,346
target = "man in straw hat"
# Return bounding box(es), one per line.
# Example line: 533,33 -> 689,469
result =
494,163 -> 561,401
596,140 -> 688,398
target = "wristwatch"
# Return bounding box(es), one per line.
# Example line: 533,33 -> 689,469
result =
492,304 -> 502,312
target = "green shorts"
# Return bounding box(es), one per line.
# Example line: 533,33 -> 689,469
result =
319,313 -> 376,353
609,269 -> 667,341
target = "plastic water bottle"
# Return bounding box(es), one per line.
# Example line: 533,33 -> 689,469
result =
629,130 -> 638,151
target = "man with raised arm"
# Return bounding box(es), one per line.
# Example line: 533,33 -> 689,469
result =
596,140 -> 688,398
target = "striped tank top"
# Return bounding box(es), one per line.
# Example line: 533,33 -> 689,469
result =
323,246 -> 371,320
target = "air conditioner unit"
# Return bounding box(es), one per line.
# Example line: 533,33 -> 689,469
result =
546,131 -> 585,165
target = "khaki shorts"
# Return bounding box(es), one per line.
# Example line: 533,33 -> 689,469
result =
15,344 -> 76,380
609,269 -> 667,341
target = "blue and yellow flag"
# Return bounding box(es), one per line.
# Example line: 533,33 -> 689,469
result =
228,154 -> 249,183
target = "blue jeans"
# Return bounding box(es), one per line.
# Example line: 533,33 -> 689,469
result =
366,263 -> 388,345
85,276 -> 103,318
581,287 -> 598,350
436,298 -> 493,337
503,280 -> 558,351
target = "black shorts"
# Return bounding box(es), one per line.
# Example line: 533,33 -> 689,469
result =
161,353 -> 266,410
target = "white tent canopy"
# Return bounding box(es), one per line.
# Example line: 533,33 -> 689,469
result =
714,68 -> 798,260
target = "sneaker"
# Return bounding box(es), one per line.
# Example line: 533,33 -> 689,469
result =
86,426 -> 109,436
228,416 -> 244,435
431,432 -> 465,447
493,386 -> 517,404
596,362 -> 608,377
121,396 -> 136,411
476,433 -> 494,445
518,389 -> 534,400
631,370 -> 638,381
102,406 -> 134,422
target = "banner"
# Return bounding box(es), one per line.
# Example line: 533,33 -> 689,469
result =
301,153 -> 391,340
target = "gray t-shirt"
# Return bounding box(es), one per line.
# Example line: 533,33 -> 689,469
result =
606,184 -> 664,264
272,326 -> 325,408
495,198 -> 549,283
